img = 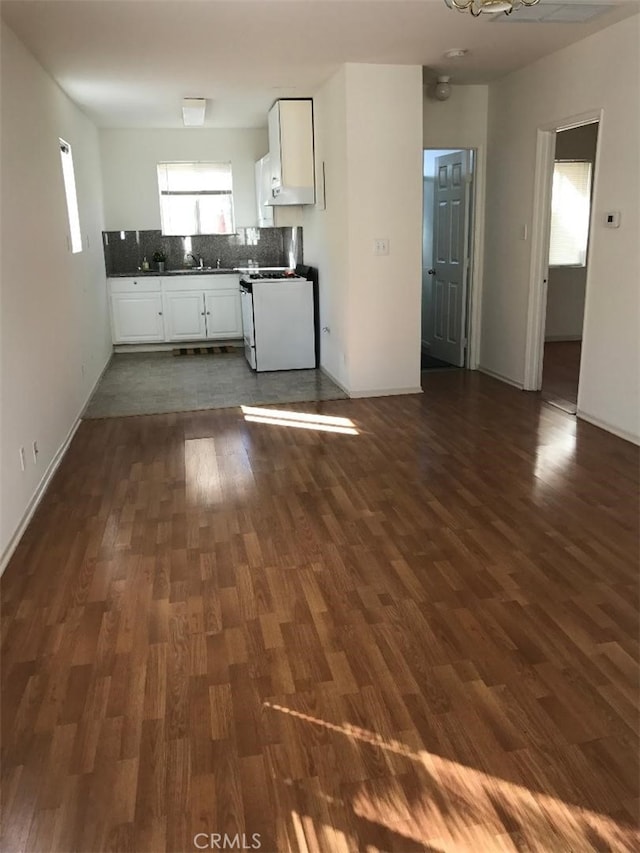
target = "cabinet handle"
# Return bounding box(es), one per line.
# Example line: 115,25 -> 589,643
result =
201,312 -> 205,316
207,312 -> 211,315
158,311 -> 163,316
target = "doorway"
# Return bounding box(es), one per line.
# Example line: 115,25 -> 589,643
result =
540,122 -> 599,413
421,148 -> 475,371
524,109 -> 602,406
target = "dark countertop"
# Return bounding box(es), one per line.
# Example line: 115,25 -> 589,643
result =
108,268 -> 238,277
107,267 -> 290,278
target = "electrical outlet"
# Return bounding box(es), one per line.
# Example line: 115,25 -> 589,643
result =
19,447 -> 26,471
373,238 -> 389,256
32,441 -> 39,464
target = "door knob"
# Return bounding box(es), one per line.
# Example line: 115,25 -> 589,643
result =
428,269 -> 436,275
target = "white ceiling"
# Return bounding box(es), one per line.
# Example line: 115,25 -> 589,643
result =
1,0 -> 637,128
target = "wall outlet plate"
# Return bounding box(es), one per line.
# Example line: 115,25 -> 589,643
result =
374,238 -> 389,256
605,211 -> 621,228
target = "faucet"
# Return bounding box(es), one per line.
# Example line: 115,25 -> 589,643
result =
186,253 -> 204,269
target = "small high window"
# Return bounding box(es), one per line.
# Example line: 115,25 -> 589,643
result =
59,139 -> 82,253
157,162 -> 235,236
548,160 -> 593,267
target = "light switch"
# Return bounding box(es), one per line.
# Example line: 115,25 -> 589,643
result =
374,238 -> 389,255
605,211 -> 621,228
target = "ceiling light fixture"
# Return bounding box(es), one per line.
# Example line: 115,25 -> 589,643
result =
444,0 -> 540,16
434,76 -> 452,101
182,98 -> 207,127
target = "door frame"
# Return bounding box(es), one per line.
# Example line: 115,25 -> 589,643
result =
523,108 -> 603,391
422,145 -> 485,370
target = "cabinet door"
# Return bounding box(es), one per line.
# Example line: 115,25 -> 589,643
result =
255,155 -> 274,227
111,293 -> 165,343
279,100 -> 314,190
163,291 -> 207,341
267,102 -> 282,192
204,290 -> 242,339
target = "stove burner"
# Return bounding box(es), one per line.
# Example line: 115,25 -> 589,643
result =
248,272 -> 300,280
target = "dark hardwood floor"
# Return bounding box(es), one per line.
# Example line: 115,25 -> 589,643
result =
542,340 -> 582,413
1,372 -> 638,852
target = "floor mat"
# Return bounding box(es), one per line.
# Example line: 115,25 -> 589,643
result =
173,345 -> 236,356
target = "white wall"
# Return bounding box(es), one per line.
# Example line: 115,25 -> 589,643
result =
99,128 -> 269,230
545,122 -> 598,341
423,84 -> 488,151
545,267 -> 587,340
0,22 -> 112,568
304,64 -> 423,397
482,15 -> 640,441
300,67 -> 351,388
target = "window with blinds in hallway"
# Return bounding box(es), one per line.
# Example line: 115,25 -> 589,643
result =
157,162 -> 235,236
548,160 -> 593,267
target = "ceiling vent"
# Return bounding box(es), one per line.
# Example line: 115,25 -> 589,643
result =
491,3 -> 614,22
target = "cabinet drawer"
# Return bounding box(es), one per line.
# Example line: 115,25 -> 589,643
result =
160,274 -> 239,292
109,277 -> 161,293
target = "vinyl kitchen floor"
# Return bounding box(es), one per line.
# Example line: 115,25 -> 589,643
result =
83,351 -> 347,419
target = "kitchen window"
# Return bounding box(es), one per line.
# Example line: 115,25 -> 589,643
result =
157,162 -> 235,236
59,139 -> 82,253
548,160 -> 593,267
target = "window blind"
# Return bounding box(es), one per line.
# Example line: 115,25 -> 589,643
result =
157,162 -> 234,235
548,161 -> 592,267
157,162 -> 232,193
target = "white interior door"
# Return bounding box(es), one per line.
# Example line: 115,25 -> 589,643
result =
429,151 -> 471,366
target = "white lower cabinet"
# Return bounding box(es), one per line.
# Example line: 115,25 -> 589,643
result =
108,275 -> 242,344
204,290 -> 242,338
110,292 -> 165,343
163,291 -> 207,341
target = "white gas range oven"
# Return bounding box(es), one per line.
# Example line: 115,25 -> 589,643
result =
239,271 -> 316,372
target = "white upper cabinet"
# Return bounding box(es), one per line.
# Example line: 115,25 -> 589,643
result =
267,99 -> 315,206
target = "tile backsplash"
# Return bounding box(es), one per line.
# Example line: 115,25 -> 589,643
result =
102,227 -> 303,275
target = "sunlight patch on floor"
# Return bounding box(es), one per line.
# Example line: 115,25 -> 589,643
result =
241,405 -> 358,435
264,701 -> 638,852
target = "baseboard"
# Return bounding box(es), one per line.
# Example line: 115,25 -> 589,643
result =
477,365 -> 524,390
0,353 -> 112,576
348,386 -> 424,399
320,365 -> 351,396
320,365 -> 423,400
544,335 -> 583,342
114,339 -> 242,354
576,409 -> 640,446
